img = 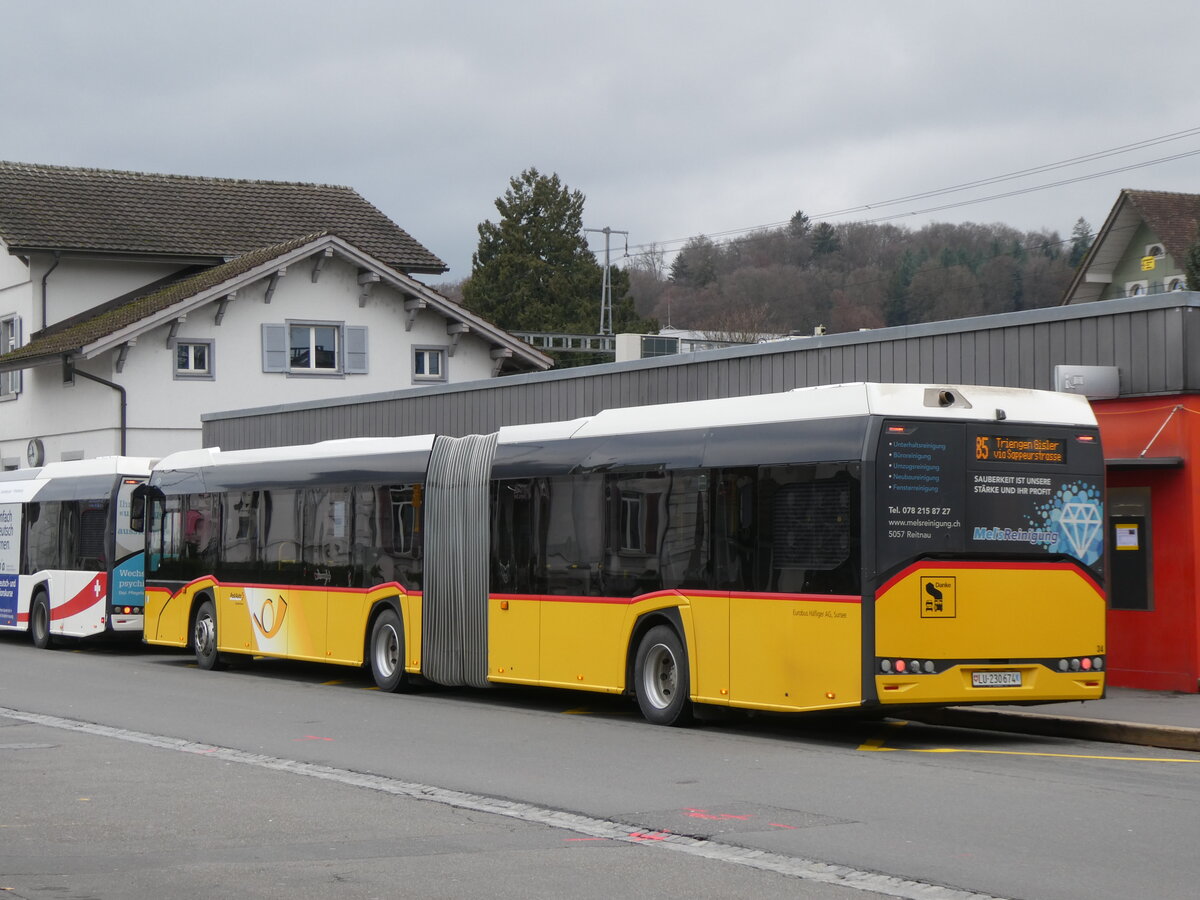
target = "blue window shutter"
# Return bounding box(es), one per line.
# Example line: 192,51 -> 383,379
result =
345,326 -> 368,374
262,323 -> 287,372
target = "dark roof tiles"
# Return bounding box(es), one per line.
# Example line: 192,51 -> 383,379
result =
0,161 -> 445,273
1123,189 -> 1200,259
0,233 -> 325,366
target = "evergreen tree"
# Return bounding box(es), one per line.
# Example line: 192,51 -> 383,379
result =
462,168 -> 652,336
1068,217 -> 1093,268
788,210 -> 812,239
669,235 -> 719,287
811,222 -> 842,256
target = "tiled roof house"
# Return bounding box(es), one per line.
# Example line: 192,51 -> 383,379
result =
1063,189 -> 1200,304
0,162 -> 550,466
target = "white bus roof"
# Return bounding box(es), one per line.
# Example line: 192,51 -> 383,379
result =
36,456 -> 157,480
154,435 -> 436,475
498,383 -> 1096,444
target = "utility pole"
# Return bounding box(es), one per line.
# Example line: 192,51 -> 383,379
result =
585,226 -> 628,335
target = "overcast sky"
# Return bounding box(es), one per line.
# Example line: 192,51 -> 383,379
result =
5,1 -> 1200,281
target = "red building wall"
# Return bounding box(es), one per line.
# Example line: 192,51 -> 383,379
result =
1094,396 -> 1199,692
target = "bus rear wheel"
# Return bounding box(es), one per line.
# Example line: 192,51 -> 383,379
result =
634,624 -> 693,726
30,592 -> 53,650
193,600 -> 223,670
369,608 -> 408,692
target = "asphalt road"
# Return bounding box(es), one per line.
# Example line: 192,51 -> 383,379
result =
1,636 -> 1196,900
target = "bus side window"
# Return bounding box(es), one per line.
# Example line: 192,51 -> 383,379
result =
713,469 -> 756,590
261,489 -> 303,585
660,470 -> 710,591
759,464 -> 860,596
221,491 -> 261,583
543,475 -> 603,596
148,496 -> 184,578
302,486 -> 352,587
353,484 -> 423,591
25,501 -> 61,572
491,478 -> 547,596
44,499 -> 107,572
601,469 -> 711,595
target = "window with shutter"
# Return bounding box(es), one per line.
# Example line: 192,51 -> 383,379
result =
0,315 -> 21,398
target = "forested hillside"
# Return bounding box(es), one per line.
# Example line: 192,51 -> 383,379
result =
625,214 -> 1092,339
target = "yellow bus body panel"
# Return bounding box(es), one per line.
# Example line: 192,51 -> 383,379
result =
875,563 -> 1105,704
539,598 -> 628,689
685,592 -> 730,705
488,595 -> 541,682
144,579 -> 412,669
402,591 -> 422,673
728,595 -> 863,712
143,584 -> 191,647
485,590 -> 864,714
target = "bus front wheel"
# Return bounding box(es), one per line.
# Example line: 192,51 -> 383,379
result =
193,600 -> 223,670
369,608 -> 408,692
634,624 -> 693,726
30,592 -> 53,650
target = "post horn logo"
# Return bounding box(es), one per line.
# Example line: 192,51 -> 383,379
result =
252,596 -> 288,638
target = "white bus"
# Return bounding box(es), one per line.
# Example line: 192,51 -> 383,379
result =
0,457 -> 155,647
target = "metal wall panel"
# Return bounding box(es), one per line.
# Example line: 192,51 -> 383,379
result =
203,294 -> 1200,450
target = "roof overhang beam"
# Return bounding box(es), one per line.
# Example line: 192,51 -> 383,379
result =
447,322 -> 470,356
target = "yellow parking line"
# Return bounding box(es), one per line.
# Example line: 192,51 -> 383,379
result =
906,747 -> 1199,763
858,723 -> 1197,762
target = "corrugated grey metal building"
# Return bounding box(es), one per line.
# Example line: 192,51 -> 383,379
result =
202,292 -> 1199,449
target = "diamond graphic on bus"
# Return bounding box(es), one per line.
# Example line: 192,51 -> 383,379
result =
1027,481 -> 1103,566
1060,499 -> 1102,559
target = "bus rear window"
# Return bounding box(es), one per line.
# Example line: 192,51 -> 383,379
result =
876,421 -> 1104,577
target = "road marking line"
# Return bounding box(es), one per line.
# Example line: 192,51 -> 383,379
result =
906,748 -> 1199,763
859,724 -> 1197,763
0,705 -> 1009,900
858,720 -> 909,751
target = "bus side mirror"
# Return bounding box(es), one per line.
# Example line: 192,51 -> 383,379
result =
129,484 -> 152,533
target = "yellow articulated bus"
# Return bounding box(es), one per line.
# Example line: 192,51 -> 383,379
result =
139,382 -> 1106,725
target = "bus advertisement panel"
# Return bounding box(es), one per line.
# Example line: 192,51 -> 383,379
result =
0,503 -> 19,627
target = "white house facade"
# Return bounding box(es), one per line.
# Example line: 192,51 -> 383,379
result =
0,163 -> 551,467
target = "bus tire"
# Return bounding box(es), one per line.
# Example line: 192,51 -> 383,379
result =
193,599 -> 223,671
30,592 -> 53,650
634,624 -> 693,726
369,608 -> 407,692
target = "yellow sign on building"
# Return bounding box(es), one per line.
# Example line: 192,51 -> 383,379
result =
1141,256 -> 1157,271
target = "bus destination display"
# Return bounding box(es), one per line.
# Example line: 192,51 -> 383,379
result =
975,435 -> 1066,465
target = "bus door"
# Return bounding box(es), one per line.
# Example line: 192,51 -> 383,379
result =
241,489 -> 306,660
302,486 -> 359,664
108,477 -> 147,631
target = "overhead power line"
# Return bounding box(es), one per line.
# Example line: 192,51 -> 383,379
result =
614,125 -> 1200,261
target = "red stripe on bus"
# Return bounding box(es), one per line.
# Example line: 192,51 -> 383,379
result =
491,590 -> 860,605
164,577 -> 409,598
159,577 -> 858,608
53,575 -> 107,621
875,560 -> 1103,597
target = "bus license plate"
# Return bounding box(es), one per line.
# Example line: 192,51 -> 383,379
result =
972,671 -> 1022,687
